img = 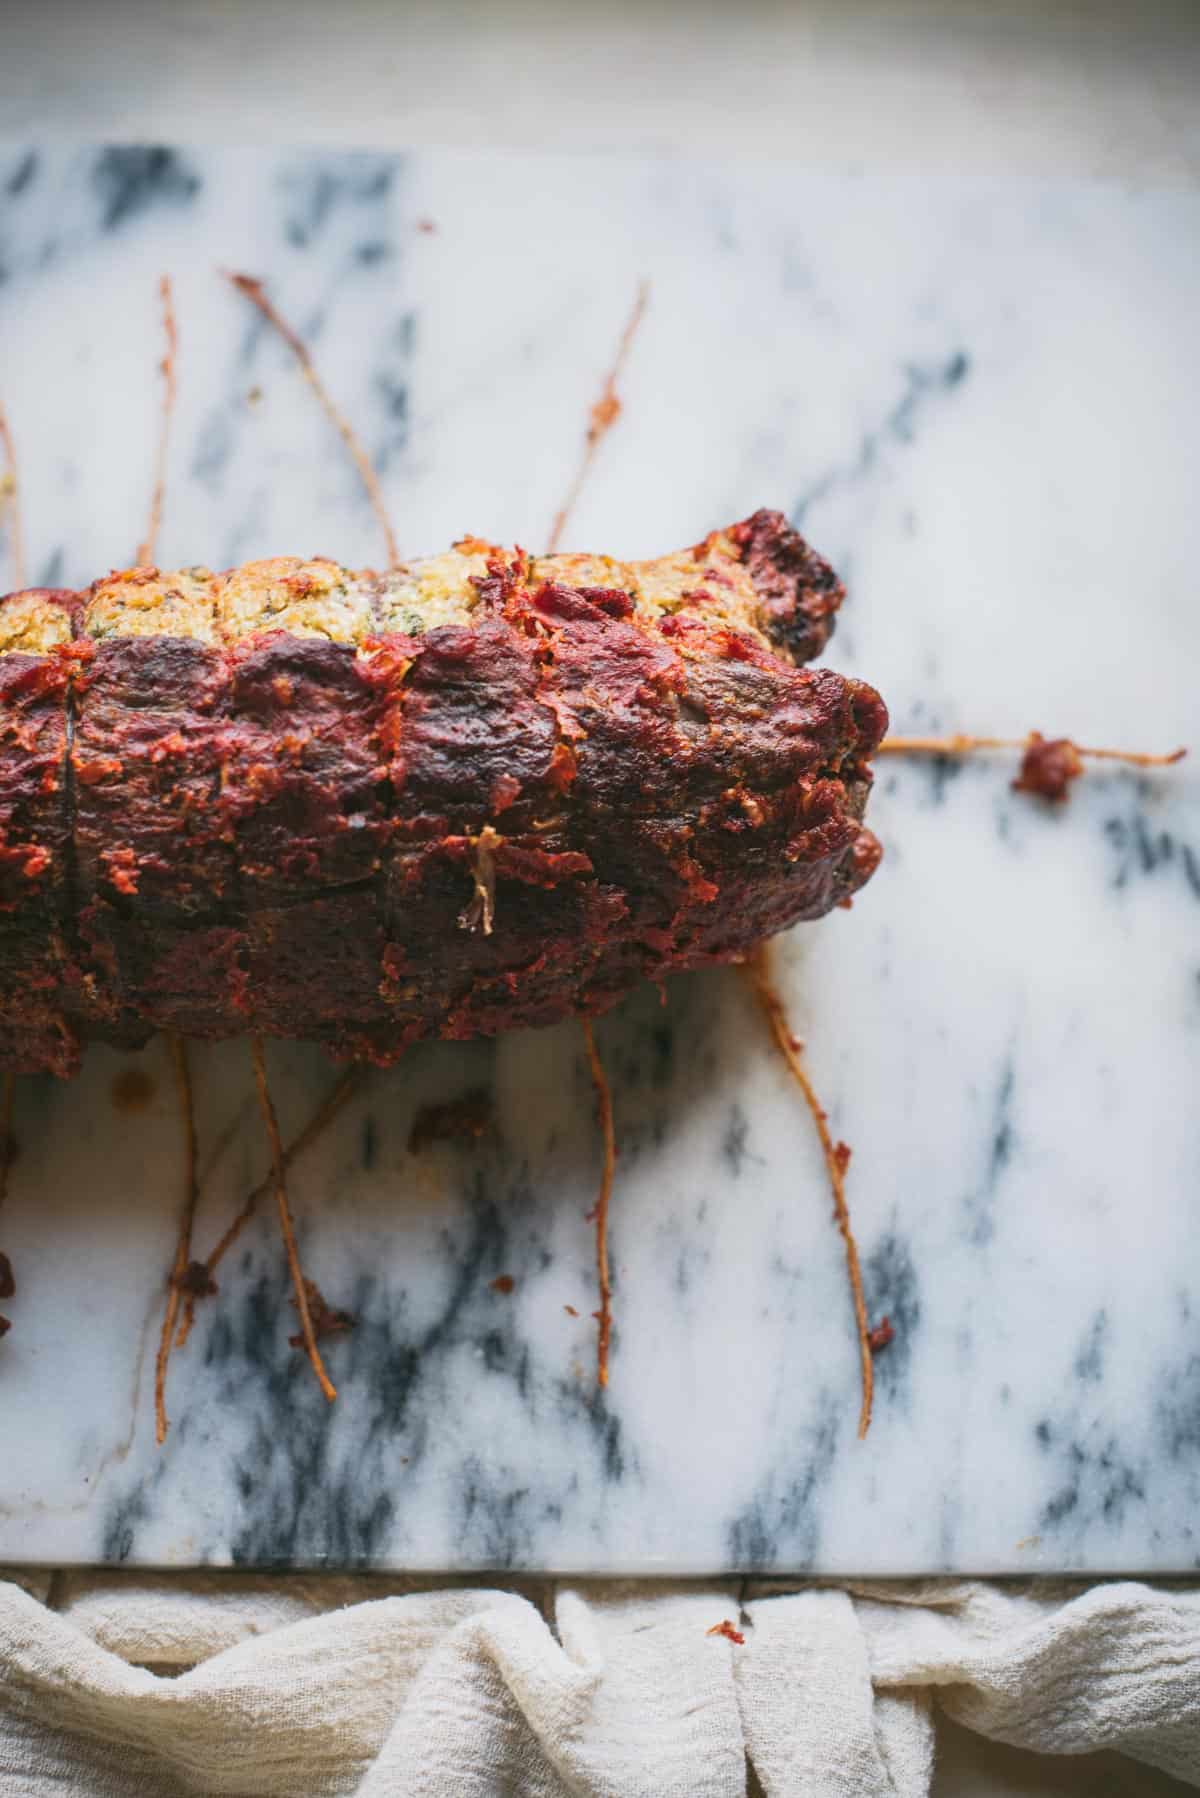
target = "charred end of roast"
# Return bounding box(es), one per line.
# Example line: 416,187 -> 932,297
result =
728,507 -> 846,666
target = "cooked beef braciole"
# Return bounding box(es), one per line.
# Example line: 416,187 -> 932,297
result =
0,510 -> 886,1075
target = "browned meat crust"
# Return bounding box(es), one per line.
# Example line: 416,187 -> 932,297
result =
0,511 -> 886,1073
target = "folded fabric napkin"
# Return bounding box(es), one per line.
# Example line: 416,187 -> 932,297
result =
1,1573 -> 1197,1795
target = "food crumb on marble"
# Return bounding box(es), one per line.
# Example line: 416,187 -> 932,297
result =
409,1090 -> 494,1154
287,1278 -> 356,1349
111,1068 -> 156,1113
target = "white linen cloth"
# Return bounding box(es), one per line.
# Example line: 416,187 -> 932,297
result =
0,1573 -> 1197,1795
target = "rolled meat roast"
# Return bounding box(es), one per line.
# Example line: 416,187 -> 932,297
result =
0,510 -> 887,1075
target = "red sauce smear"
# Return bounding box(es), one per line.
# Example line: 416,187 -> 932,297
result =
251,1036 -> 336,1403
545,280 -> 650,553
226,272 -> 401,571
582,1019 -> 616,1388
746,948 -> 875,1440
153,1036 -> 199,1444
135,274 -> 179,567
879,732 -> 1185,803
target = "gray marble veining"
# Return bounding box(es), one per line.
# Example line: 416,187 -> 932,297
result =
0,146 -> 1196,1572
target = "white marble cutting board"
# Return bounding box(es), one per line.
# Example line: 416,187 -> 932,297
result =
0,146 -> 1195,1573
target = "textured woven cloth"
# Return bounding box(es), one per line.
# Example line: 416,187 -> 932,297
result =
0,1573 -> 1197,1795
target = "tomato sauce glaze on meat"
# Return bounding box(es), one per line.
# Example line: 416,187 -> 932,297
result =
0,510 -> 886,1075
